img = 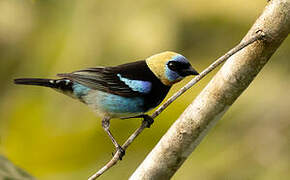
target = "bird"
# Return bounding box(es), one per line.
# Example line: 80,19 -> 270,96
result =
14,51 -> 199,159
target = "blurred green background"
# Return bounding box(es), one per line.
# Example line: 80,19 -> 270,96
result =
0,0 -> 289,179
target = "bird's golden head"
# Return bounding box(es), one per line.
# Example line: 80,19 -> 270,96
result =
146,51 -> 199,86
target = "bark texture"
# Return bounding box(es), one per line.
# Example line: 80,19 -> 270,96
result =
130,0 -> 290,179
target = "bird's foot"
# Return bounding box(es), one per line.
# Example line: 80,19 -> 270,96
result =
142,115 -> 154,128
112,145 -> 125,160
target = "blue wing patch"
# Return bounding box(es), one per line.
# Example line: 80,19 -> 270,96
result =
117,74 -> 152,94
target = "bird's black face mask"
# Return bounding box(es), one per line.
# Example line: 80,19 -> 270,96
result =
167,61 -> 199,77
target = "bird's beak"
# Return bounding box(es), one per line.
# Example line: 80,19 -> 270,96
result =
181,66 -> 199,76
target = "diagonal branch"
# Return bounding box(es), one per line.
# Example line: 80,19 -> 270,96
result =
88,31 -> 265,180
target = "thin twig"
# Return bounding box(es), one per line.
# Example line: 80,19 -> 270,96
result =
88,121 -> 148,180
88,31 -> 265,180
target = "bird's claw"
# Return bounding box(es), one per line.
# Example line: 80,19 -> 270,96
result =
117,146 -> 125,160
143,115 -> 154,128
112,146 -> 125,160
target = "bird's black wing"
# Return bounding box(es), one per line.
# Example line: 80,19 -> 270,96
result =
57,61 -> 153,97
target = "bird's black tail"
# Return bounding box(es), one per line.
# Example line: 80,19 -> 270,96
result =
14,78 -> 73,91
14,78 -> 58,88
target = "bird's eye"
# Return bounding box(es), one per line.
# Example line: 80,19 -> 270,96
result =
167,61 -> 178,71
168,61 -> 190,71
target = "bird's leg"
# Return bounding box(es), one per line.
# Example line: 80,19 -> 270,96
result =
101,117 -> 125,160
121,114 -> 154,128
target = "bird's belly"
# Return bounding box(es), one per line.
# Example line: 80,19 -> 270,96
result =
84,91 -> 146,118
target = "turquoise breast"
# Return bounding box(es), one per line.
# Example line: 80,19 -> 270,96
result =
83,90 -> 146,117
97,91 -> 145,114
72,83 -> 91,98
